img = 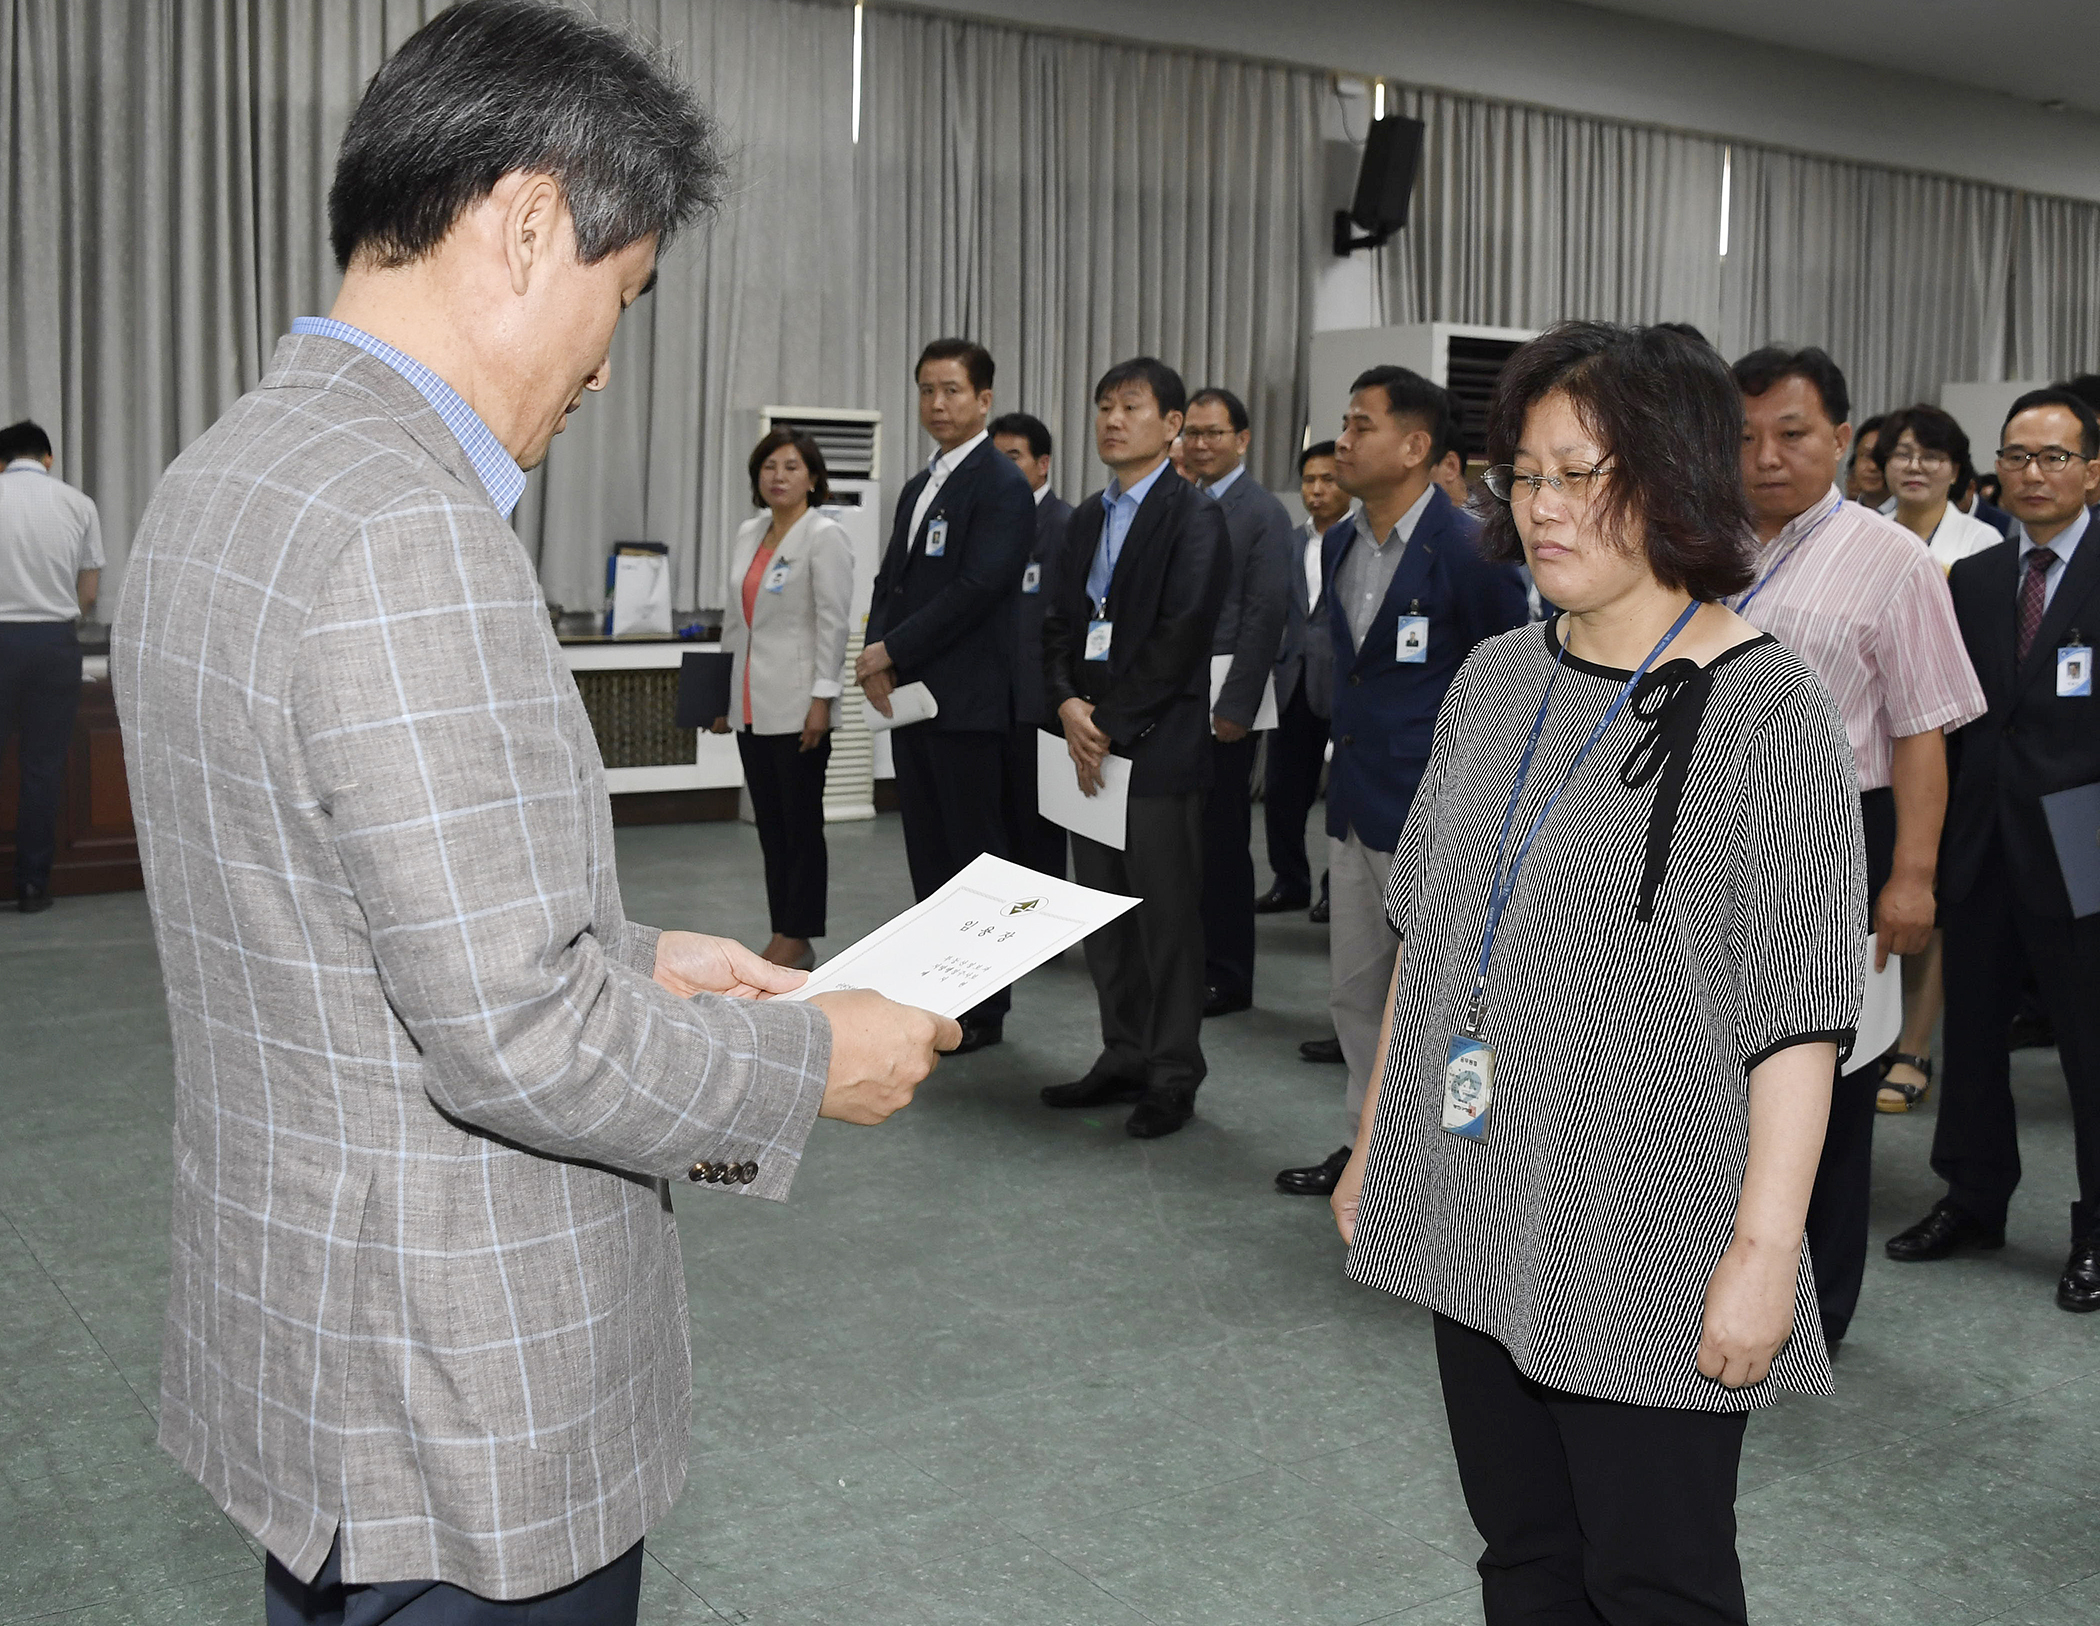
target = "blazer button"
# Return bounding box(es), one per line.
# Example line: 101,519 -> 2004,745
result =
739,1162 -> 759,1184
1350,675 -> 1361,686
1341,734 -> 1354,746
687,1161 -> 713,1183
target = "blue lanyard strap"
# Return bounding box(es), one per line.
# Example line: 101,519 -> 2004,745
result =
1464,598 -> 1702,1034
1734,496 -> 1845,614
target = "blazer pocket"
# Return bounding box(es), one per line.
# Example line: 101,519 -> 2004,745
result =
432,1153 -> 651,1454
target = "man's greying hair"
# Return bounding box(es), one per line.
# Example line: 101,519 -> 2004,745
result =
328,0 -> 724,271
1189,387 -> 1249,434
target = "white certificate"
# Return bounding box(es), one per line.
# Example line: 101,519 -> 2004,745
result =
778,853 -> 1137,1019
1035,729 -> 1131,850
1841,934 -> 1904,1077
1209,654 -> 1278,732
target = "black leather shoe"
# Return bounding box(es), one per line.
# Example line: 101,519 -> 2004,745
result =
1308,893 -> 1330,924
952,1019 -> 1003,1055
1276,1146 -> 1352,1196
1041,1073 -> 1145,1110
16,884 -> 51,914
2057,1235 -> 2100,1313
1126,1092 -> 1194,1138
1885,1199 -> 2006,1262
1254,884 -> 1310,914
1299,1036 -> 1344,1064
1203,986 -> 1252,1019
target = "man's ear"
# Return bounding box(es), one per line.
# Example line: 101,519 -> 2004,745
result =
1833,420 -> 1854,460
1163,410 -> 1185,441
502,172 -> 565,297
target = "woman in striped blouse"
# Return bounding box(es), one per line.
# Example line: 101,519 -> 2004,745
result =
1332,324 -> 1866,1626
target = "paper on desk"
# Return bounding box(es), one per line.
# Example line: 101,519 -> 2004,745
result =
862,680 -> 938,733
1842,934 -> 1904,1077
779,853 -> 1138,1019
1035,728 -> 1130,850
1209,654 -> 1278,733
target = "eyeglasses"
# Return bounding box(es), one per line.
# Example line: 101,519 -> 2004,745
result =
1181,427 -> 1239,444
1995,446 -> 2088,473
1482,463 -> 1615,504
1887,448 -> 1951,470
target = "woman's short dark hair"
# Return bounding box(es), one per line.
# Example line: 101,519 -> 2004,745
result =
747,429 -> 831,508
1872,404 -> 1974,498
328,0 -> 724,271
1480,322 -> 1756,601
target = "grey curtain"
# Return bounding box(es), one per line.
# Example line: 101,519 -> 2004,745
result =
1375,87 -> 1727,337
2008,193 -> 2100,384
857,6 -> 1324,506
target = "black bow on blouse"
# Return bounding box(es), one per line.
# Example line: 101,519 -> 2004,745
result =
1620,658 -> 1718,923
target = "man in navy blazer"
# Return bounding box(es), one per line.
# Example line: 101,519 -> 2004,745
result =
1275,368 -> 1528,1197
860,339 -> 1036,1051
1888,388 -> 2100,1312
1040,358 -> 1230,1139
991,411 -> 1073,880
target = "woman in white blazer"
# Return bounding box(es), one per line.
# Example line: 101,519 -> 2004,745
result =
1876,405 -> 2002,573
713,429 -> 855,969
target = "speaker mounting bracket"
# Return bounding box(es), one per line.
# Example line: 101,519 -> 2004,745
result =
1333,211 -> 1395,257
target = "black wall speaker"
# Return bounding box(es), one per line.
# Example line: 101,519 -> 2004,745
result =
1335,114 -> 1425,255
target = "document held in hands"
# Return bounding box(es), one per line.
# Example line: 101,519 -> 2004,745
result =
862,680 -> 939,733
779,853 -> 1138,1019
1209,654 -> 1278,733
1034,728 -> 1130,850
1841,934 -> 1904,1077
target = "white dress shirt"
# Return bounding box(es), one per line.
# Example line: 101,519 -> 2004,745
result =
0,459 -> 103,622
907,428 -> 989,554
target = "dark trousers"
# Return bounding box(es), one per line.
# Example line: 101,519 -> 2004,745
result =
1071,791 -> 1206,1098
1805,787 -> 1895,1346
1435,1315 -> 1749,1626
266,1539 -> 642,1625
1262,684 -> 1326,898
891,726 -> 1011,1021
736,728 -> 830,939
1200,732 -> 1259,1002
1933,842 -> 2100,1242
0,621 -> 82,892
1000,722 -> 1067,880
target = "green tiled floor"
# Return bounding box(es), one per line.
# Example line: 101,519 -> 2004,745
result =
3,813 -> 2096,1623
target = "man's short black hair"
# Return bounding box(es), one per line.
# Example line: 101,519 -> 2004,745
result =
1350,365 -> 1460,465
2004,388 -> 2100,459
1094,357 -> 1187,419
989,412 -> 1052,461
1299,439 -> 1338,472
1481,322 -> 1755,601
0,420 -> 53,462
1188,387 -> 1249,434
1654,321 -> 1710,346
328,0 -> 723,272
1732,345 -> 1852,428
1856,413 -> 1887,439
917,339 -> 994,394
2056,374 -> 2100,415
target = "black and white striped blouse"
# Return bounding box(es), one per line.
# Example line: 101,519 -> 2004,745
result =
1347,619 -> 1867,1412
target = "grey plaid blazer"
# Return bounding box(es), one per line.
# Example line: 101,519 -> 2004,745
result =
113,334 -> 831,1599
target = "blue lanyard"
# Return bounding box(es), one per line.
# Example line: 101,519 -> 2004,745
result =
1463,598 -> 1702,1035
1734,496 -> 1845,614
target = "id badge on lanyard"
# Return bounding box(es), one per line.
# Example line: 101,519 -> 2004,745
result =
1084,617 -> 1113,661
2060,633 -> 2092,697
1446,599 -> 1701,1138
924,516 -> 949,557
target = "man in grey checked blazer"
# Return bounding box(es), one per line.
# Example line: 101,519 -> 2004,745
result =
113,4 -> 955,1617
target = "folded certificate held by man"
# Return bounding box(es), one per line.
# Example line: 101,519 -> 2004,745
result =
780,853 -> 1138,1020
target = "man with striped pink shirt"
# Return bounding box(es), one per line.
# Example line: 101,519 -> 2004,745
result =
1731,345 -> 1985,1353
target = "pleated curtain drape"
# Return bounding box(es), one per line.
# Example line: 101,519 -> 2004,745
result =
7,0 -> 2100,613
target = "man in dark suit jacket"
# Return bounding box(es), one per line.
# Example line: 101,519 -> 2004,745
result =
1275,368 -> 1528,1197
1888,388 -> 2100,1312
991,411 -> 1073,880
860,339 -> 1036,1052
1182,387 -> 1293,1016
1261,441 -> 1350,917
1040,358 -> 1229,1139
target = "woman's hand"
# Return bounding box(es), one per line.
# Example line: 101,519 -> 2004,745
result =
800,697 -> 831,751
1696,1236 -> 1801,1388
709,715 -> 730,735
1330,1142 -> 1369,1245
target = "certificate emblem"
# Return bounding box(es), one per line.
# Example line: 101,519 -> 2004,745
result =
1006,898 -> 1042,916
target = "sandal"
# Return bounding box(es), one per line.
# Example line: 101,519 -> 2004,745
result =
1876,1051 -> 1933,1113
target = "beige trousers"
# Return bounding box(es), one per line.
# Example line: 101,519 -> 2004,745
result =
1328,829 -> 1401,1143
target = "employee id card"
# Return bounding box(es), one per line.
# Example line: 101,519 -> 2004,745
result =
1022,562 -> 1042,595
1442,1034 -> 1493,1137
2060,640 -> 2092,698
1084,619 -> 1114,661
925,516 -> 949,557
1396,614 -> 1429,663
762,560 -> 792,593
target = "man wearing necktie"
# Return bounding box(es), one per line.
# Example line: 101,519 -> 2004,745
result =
861,339 -> 1036,1053
1889,388 -> 2100,1314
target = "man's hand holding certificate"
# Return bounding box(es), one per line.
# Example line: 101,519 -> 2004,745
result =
782,854 -> 1138,1021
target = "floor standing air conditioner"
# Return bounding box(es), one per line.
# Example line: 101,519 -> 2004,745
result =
753,407 -> 883,822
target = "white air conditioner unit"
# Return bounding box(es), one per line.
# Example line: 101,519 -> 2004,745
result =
1307,323 -> 1536,462
748,406 -> 885,822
